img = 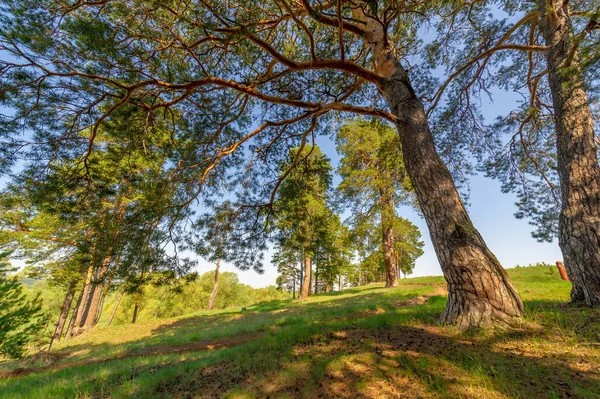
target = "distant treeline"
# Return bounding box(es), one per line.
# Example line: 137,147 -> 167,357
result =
23,270 -> 289,329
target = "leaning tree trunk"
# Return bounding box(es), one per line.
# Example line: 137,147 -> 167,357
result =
107,289 -> 125,327
381,73 -> 524,327
380,186 -> 399,288
48,280 -> 77,351
207,259 -> 221,311
538,0 -> 600,306
68,266 -> 94,337
65,288 -> 83,338
355,7 -> 523,328
300,257 -> 311,300
131,304 -> 139,324
81,257 -> 111,330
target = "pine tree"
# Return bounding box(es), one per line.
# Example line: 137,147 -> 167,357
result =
0,252 -> 46,358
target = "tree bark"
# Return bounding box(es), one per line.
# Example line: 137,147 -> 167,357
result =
81,257 -> 111,330
69,266 -> 94,337
48,280 -> 77,351
364,12 -> 523,326
292,268 -> 296,299
132,303 -> 139,324
65,288 -> 83,339
308,259 -> 313,296
538,0 -> 600,306
300,257 -> 311,300
107,289 -> 125,326
207,258 -> 221,311
314,258 -> 318,295
380,186 -> 399,288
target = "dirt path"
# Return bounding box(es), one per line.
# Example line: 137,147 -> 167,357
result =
0,332 -> 262,380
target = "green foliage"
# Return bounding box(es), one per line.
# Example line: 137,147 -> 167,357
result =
0,252 -> 46,358
273,145 -> 333,256
393,217 -> 425,277
336,117 -> 413,216
107,271 -> 290,325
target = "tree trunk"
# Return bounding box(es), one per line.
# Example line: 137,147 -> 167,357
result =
107,290 -> 125,326
300,257 -> 311,300
314,258 -> 318,295
68,266 -> 94,337
207,259 -> 221,311
380,187 -> 398,288
338,274 -> 342,291
48,280 -> 76,351
132,303 -> 139,324
80,256 -> 112,330
65,288 -> 83,339
308,260 -> 313,296
538,0 -> 600,306
375,59 -> 523,328
299,258 -> 303,299
292,269 -> 296,299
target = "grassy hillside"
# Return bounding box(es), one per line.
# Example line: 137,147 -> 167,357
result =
1,266 -> 599,398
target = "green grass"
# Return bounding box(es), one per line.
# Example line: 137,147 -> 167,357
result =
1,266 -> 599,398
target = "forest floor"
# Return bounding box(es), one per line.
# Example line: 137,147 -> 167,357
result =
1,266 -> 600,398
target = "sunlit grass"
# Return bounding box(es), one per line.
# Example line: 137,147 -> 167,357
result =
1,266 -> 599,399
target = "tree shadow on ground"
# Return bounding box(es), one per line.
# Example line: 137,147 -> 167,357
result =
176,319 -> 600,399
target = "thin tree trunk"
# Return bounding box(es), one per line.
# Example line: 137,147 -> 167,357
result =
299,257 -> 303,299
314,258 -> 318,295
48,280 -> 77,351
338,274 -> 342,291
300,257 -> 311,300
538,0 -> 600,306
381,187 -> 398,288
94,289 -> 107,325
292,269 -> 296,299
362,10 -> 523,326
132,303 -> 139,324
207,259 -> 221,311
65,288 -> 83,339
107,290 -> 125,327
308,260 -> 313,296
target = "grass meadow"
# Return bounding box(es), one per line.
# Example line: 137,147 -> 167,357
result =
1,265 -> 599,398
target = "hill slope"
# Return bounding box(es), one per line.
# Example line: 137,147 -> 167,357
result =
1,266 -> 599,398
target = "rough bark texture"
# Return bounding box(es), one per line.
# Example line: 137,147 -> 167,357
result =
48,280 -> 76,351
69,266 -> 94,337
300,257 -> 311,300
539,0 -> 600,306
385,77 -> 523,327
81,257 -> 111,330
207,259 -> 221,311
381,187 -> 398,288
361,20 -> 522,328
